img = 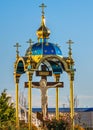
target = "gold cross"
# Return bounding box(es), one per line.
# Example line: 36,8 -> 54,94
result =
27,38 -> 34,48
14,43 -> 21,55
39,3 -> 47,15
27,38 -> 34,56
66,39 -> 74,58
67,39 -> 74,45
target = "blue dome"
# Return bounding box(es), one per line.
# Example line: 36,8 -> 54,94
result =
26,42 -> 62,56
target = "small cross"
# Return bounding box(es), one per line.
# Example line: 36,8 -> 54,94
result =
67,39 -> 74,45
39,3 -> 47,15
27,39 -> 34,49
14,42 -> 21,56
27,39 -> 34,56
66,39 -> 74,58
27,38 -> 34,48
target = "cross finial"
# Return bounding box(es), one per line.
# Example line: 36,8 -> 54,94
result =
39,3 -> 47,15
66,39 -> 74,58
27,39 -> 34,48
14,42 -> 21,57
26,38 -> 34,56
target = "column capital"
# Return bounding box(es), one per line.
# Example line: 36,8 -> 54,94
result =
54,74 -> 60,82
27,71 -> 33,81
14,72 -> 21,83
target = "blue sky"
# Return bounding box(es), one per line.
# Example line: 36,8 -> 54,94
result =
0,0 -> 93,108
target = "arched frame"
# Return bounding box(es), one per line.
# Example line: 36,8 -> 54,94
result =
14,54 -> 75,130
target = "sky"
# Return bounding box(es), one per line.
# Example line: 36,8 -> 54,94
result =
0,0 -> 93,108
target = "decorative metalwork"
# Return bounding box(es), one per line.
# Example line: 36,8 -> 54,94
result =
39,3 -> 47,15
66,39 -> 74,58
14,43 -> 21,58
26,38 -> 34,55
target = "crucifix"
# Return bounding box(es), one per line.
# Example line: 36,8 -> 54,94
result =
25,65 -> 63,120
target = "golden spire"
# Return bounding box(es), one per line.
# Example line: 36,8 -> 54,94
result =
36,3 -> 50,40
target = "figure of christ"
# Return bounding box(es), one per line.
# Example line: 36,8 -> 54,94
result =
32,79 -> 62,120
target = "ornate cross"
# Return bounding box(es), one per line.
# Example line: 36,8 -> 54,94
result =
26,38 -> 34,56
14,43 -> 21,56
27,38 -> 34,48
39,3 -> 47,15
66,39 -> 74,58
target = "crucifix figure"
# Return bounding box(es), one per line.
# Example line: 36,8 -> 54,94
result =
32,79 -> 62,120
25,65 -> 63,120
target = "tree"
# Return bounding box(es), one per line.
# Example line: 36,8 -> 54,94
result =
0,89 -> 15,129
